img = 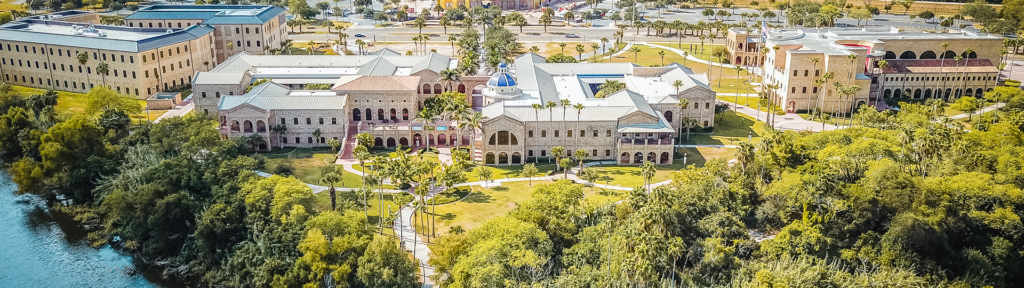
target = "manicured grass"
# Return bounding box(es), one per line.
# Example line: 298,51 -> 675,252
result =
686,110 -> 767,145
538,42 -> 599,58
608,45 -> 759,92
717,95 -> 786,115
423,181 -> 546,236
584,43 -> 628,62
650,43 -> 727,63
10,85 -> 168,122
262,147 -> 352,186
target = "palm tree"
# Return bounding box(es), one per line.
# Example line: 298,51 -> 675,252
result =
628,46 -> 642,62
934,42 -> 949,99
875,60 -> 889,106
574,149 -> 588,172
952,55 -> 964,98
640,161 -> 656,192
958,48 -> 974,98
448,34 -> 458,55
246,133 -> 266,153
560,157 -> 574,178
440,68 -> 461,92
312,128 -> 322,148
601,37 -> 609,55
319,169 -> 343,211
354,145 -> 370,179
546,101 -> 557,122
552,146 -> 565,168
463,112 -> 486,164
675,98 -> 689,144
559,42 -> 567,54
808,57 -> 820,112
732,66 -> 746,110
829,81 -> 844,127
355,39 -> 366,55
658,50 -> 666,65
573,103 -> 585,150
77,52 -> 90,87
96,61 -> 109,87
576,44 -> 586,61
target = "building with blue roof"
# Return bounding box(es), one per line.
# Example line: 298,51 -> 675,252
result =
0,12 -> 217,98
125,5 -> 287,63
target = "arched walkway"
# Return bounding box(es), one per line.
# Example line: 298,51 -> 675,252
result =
512,152 -> 522,164
399,137 -> 409,146
374,137 -> 384,147
230,120 -> 240,132
256,120 -> 266,133
413,133 -> 422,146
633,152 -> 643,164
243,120 -> 253,133
498,152 -> 508,164
660,152 -> 670,164
620,152 -> 630,164
485,152 -> 495,164
386,137 -> 396,147
437,133 -> 447,146
647,152 -> 656,163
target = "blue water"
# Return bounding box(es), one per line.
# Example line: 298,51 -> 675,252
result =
0,173 -> 180,287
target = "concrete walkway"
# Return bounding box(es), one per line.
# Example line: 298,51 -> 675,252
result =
721,99 -> 838,132
153,99 -> 193,123
948,103 -> 1004,120
393,184 -> 442,288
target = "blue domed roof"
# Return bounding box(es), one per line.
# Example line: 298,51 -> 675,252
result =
498,62 -> 508,68
487,72 -> 516,87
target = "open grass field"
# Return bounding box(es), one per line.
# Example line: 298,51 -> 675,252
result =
314,190 -> 402,227
260,147 -> 364,187
589,147 -> 735,188
420,181 -> 545,236
717,95 -> 786,115
538,42 -> 600,58
608,45 -> 760,93
686,110 -> 767,145
10,85 -> 168,122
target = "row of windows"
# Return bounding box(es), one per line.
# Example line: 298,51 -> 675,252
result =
142,45 -> 190,63
201,91 -> 231,98
231,40 -> 263,48
2,59 -> 143,79
281,117 -> 339,125
282,136 -> 337,144
792,69 -> 822,77
528,129 -> 613,138
2,74 -> 140,95
132,22 -> 196,28
526,149 -> 612,157
790,86 -> 820,94
885,75 -> 996,82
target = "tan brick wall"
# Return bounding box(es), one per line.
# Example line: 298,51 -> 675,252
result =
194,82 -> 249,117
0,33 -> 214,99
219,104 -> 347,151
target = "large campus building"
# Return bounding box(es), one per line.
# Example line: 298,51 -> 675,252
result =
727,27 -> 1003,113
125,5 -> 288,63
200,51 -> 716,165
0,11 -> 215,97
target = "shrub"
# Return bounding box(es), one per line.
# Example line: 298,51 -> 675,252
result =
273,162 -> 295,176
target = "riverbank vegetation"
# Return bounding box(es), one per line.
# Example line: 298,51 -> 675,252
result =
0,84 -> 419,287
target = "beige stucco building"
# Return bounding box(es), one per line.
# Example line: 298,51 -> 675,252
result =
478,54 -> 717,166
727,27 -> 1003,114
125,5 -> 288,63
0,11 -> 215,97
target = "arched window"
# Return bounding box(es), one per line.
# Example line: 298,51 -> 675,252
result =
913,89 -> 922,99
498,131 -> 509,145
634,152 -> 644,164
883,89 -> 892,98
965,88 -> 973,97
422,84 -> 431,94
919,51 -> 937,59
488,133 -> 497,145
387,137 -> 396,147
510,133 -> 518,145
433,83 -> 442,94
230,120 -> 240,132
884,51 -> 897,59
660,152 -> 670,164
366,108 -> 372,120
485,153 -> 495,164
377,108 -> 384,120
941,50 -> 956,59
390,108 -> 397,120
374,137 -> 384,147
960,51 -> 977,59
620,152 -> 630,164
256,120 -> 266,133
243,120 -> 253,133
402,108 -> 409,120
353,108 -> 362,121
898,51 -> 917,59
664,111 -> 673,123
498,152 -> 508,164
924,88 -> 932,98
512,152 -> 522,164
457,84 -> 465,93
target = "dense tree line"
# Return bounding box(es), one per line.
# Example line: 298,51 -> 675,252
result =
429,92 -> 1024,287
0,84 -> 418,287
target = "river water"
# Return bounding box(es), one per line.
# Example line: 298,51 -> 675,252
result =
0,173 -> 183,287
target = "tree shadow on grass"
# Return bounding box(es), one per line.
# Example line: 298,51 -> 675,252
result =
438,212 -> 457,221
461,191 -> 494,204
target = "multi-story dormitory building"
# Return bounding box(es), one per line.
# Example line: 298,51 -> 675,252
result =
0,11 -> 216,98
125,5 -> 288,63
726,27 -> 1003,113
200,50 -> 717,165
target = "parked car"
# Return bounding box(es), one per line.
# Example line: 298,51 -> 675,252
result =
565,33 -> 580,38
355,33 -> 366,37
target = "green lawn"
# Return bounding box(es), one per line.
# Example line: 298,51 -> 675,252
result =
11,85 -> 167,122
611,45 -> 759,93
423,181 -> 544,236
717,96 -> 786,116
262,147 -> 357,187
590,146 -> 736,188
650,43 -> 727,63
686,111 -> 767,145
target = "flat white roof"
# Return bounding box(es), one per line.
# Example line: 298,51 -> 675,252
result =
253,67 -> 359,75
626,76 -> 676,101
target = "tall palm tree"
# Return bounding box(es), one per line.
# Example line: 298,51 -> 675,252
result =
573,103 -> 585,151
552,146 -> 565,169
808,57 -> 820,112
934,42 -> 950,99
271,124 -> 288,149
448,34 -> 458,55
640,161 -> 656,192
546,101 -> 557,122
675,97 -> 690,144
844,53 -> 859,120
440,68 -> 461,92
96,61 -> 109,87
560,99 -> 571,142
77,52 -> 90,88
319,169 -> 343,211
574,149 -> 588,172
463,112 -> 486,163
733,66 -> 746,110
875,60 -> 889,106
829,81 -> 844,128
952,55 -> 964,98
246,133 -> 266,153
958,48 -> 974,98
